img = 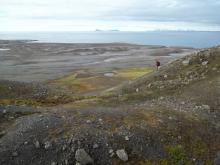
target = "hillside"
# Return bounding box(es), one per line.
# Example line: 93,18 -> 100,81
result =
0,45 -> 220,165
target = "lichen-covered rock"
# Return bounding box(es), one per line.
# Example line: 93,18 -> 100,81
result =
205,53 -> 210,57
202,61 -> 209,65
75,149 -> 94,165
35,141 -> 40,149
93,144 -> 99,149
187,71 -> 194,76
183,60 -> 191,66
116,149 -> 128,162
201,105 -> 211,110
160,86 -> 165,90
125,136 -> 129,141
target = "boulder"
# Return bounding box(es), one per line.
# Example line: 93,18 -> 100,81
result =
75,149 -> 94,165
183,60 -> 191,66
109,149 -> 114,154
125,136 -> 129,141
2,110 -> 8,114
44,142 -> 52,150
116,149 -> 128,162
158,97 -> 164,100
202,61 -> 209,65
205,53 -> 210,57
187,71 -> 194,76
93,144 -> 99,149
201,105 -> 211,110
160,86 -> 165,90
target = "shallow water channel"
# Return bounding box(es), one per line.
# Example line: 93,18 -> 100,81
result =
169,53 -> 180,56
104,73 -> 115,76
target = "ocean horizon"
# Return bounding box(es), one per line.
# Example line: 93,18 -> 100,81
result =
0,31 -> 220,48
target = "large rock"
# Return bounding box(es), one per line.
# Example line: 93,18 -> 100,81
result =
44,142 -> 52,150
2,109 -> 8,114
160,86 -> 165,90
187,71 -> 194,76
202,61 -> 209,65
93,144 -> 99,149
183,60 -> 191,66
205,53 -> 210,57
75,149 -> 94,165
201,105 -> 211,110
35,141 -> 40,149
116,149 -> 128,162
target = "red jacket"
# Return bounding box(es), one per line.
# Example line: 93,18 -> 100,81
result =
156,61 -> 160,66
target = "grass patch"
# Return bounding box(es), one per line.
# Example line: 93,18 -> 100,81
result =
165,145 -> 192,164
47,67 -> 154,94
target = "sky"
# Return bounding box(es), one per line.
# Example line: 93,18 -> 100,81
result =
0,0 -> 220,31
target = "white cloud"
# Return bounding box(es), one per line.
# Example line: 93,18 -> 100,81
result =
0,0 -> 219,31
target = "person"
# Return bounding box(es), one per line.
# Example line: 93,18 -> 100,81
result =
156,60 -> 160,71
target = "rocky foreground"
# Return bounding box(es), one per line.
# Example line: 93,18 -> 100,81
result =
0,45 -> 220,165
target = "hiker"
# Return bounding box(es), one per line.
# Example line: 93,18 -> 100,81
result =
156,60 -> 160,70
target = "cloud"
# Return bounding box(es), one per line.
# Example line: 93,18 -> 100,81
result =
0,0 -> 219,31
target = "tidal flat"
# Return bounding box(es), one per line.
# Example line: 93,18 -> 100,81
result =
0,40 -> 199,94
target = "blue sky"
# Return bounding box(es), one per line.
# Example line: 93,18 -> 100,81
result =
0,0 -> 220,31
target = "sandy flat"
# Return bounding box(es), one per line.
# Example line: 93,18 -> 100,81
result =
0,40 -> 200,83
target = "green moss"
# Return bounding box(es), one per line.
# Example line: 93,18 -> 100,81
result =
0,99 -> 11,105
165,145 -> 193,164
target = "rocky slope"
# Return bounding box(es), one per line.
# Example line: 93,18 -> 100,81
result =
0,45 -> 220,165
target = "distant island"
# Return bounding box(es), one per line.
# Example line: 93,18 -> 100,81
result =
95,29 -> 119,32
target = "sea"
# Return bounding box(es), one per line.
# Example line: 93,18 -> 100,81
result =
0,31 -> 220,49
